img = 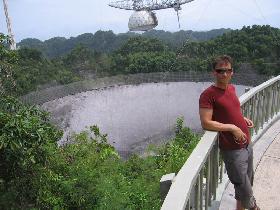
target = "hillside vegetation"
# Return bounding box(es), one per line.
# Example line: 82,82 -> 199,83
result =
5,25 -> 280,96
0,94 -> 199,209
1,25 -> 279,209
1,33 -> 201,209
0,34 -> 199,210
18,29 -> 230,58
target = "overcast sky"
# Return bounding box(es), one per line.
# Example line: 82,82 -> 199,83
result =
0,0 -> 279,42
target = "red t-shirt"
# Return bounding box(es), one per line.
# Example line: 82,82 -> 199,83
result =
199,84 -> 250,150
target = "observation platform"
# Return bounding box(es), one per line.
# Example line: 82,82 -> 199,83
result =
161,75 -> 280,210
219,117 -> 280,210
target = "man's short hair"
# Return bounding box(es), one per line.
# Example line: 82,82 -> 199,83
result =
212,55 -> 233,69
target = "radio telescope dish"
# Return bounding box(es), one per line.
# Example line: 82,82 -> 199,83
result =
108,0 -> 195,31
128,10 -> 158,31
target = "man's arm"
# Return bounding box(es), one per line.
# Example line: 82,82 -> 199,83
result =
199,108 -> 247,141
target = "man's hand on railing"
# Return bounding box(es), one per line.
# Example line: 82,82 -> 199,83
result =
244,117 -> 254,128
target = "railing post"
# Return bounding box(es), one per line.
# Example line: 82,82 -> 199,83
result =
195,174 -> 200,209
160,173 -> 176,201
268,86 -> 273,120
199,171 -> 203,210
255,93 -> 261,132
248,98 -> 254,138
205,154 -> 211,209
271,84 -> 276,117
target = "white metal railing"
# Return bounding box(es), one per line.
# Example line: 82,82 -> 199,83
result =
161,75 -> 280,210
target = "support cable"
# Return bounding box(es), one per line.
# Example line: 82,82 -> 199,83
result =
2,0 -> 16,50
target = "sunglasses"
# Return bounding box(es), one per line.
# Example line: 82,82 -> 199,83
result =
215,68 -> 233,74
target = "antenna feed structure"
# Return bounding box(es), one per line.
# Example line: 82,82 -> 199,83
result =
128,10 -> 158,31
108,0 -> 195,31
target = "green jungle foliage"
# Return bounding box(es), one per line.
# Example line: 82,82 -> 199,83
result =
14,48 -> 80,95
3,25 -> 279,96
0,34 -> 81,96
18,29 -> 230,58
1,25 -> 279,209
111,37 -> 176,74
178,25 -> 280,75
59,44 -> 112,77
1,41 -> 200,209
16,26 -> 280,96
112,25 -> 280,75
0,34 -> 18,95
0,96 -> 200,209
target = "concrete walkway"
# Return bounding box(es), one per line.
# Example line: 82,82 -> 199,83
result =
219,118 -> 280,210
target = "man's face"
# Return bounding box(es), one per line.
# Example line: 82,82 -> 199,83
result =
213,61 -> 233,85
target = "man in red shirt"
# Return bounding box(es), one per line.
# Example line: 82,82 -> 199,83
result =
199,55 -> 259,210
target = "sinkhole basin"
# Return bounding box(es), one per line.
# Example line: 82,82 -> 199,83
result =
42,82 -> 249,158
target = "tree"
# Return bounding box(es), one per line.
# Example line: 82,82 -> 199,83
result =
112,37 -> 176,74
0,33 -> 18,95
